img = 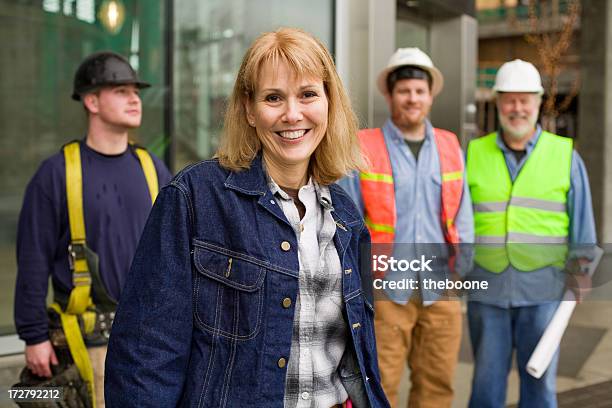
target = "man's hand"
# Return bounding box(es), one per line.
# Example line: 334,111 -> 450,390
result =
566,273 -> 592,304
565,258 -> 593,304
25,340 -> 58,378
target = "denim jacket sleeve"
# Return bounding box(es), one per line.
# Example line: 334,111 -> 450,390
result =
105,181 -> 194,407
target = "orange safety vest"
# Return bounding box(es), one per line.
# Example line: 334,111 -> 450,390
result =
358,128 -> 464,245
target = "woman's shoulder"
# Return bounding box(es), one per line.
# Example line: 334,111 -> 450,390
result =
171,158 -> 229,187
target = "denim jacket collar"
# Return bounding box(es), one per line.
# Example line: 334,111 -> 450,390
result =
267,174 -> 334,212
223,154 -> 268,196
223,152 -> 358,227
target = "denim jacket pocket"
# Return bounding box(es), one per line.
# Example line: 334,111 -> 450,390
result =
192,244 -> 266,340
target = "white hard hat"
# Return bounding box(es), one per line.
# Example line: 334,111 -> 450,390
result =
493,59 -> 544,94
377,48 -> 444,97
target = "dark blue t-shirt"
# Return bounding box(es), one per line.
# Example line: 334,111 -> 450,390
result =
15,141 -> 172,345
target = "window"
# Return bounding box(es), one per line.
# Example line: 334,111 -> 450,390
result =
173,0 -> 334,170
0,0 -> 165,340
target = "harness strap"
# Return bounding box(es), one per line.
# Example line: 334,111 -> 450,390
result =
50,303 -> 96,408
60,140 -> 160,407
133,145 -> 159,204
64,142 -> 91,315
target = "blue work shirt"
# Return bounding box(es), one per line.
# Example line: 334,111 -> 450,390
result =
466,126 -> 597,307
338,119 -> 474,304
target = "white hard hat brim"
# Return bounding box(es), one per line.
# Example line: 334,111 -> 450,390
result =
377,63 -> 444,97
492,86 -> 544,95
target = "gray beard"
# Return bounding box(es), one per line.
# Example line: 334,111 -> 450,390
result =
503,128 -> 531,140
498,115 -> 537,140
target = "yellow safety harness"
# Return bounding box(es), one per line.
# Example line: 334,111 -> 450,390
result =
54,141 -> 158,407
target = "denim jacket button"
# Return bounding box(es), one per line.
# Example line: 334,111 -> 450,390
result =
277,357 -> 287,368
281,241 -> 291,251
282,297 -> 292,308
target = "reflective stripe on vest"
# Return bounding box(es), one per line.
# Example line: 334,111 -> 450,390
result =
467,131 -> 572,272
358,128 -> 464,245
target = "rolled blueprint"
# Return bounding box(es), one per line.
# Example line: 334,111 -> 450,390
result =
526,247 -> 603,378
526,290 -> 576,378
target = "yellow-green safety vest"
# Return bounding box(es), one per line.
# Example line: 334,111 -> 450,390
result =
466,131 -> 572,272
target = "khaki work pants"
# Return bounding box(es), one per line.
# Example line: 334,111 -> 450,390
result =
374,299 -> 462,408
86,345 -> 107,408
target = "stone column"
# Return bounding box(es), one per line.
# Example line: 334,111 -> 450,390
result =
430,15 -> 478,146
335,0 -> 396,128
579,0 -> 612,241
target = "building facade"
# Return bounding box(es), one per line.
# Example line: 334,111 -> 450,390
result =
475,0 -> 580,137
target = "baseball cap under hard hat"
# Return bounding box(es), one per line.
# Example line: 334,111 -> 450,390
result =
493,59 -> 544,94
377,47 -> 444,97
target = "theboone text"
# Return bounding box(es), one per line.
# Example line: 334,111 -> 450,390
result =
373,278 -> 488,291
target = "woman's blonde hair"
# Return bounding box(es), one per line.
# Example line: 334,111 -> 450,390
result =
217,27 -> 364,185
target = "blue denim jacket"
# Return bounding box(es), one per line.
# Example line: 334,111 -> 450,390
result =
105,156 -> 390,408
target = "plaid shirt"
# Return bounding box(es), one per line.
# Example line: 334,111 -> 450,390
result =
268,177 -> 349,408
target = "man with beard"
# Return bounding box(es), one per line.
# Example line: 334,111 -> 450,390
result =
339,48 -> 473,407
465,59 -> 595,407
14,51 -> 172,407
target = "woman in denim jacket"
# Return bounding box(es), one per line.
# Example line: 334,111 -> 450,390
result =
105,28 -> 390,408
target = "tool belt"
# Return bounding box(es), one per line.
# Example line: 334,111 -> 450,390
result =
14,242 -> 116,408
12,309 -> 91,408
12,304 -> 116,408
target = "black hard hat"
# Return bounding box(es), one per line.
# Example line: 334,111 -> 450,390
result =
72,51 -> 150,101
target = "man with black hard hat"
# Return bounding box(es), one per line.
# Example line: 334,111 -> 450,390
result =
14,51 -> 172,407
71,51 -> 151,100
